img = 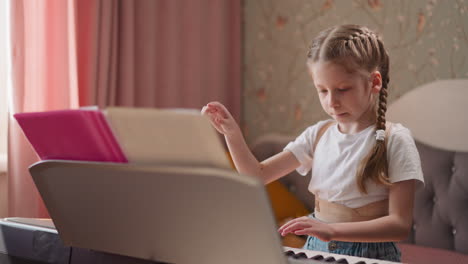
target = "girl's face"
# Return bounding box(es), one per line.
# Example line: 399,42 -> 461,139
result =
309,61 -> 382,131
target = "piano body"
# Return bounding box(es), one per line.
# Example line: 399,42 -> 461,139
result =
0,161 -> 399,264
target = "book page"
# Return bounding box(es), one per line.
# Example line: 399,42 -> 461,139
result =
104,107 -> 232,170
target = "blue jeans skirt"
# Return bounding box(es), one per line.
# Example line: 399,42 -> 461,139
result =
303,215 -> 401,262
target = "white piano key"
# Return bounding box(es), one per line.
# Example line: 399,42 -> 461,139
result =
283,247 -> 401,264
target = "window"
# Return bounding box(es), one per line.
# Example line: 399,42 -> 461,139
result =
0,0 -> 11,171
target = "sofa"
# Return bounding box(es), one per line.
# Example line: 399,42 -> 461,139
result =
250,79 -> 468,264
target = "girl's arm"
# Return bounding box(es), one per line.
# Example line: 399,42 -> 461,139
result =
279,179 -> 415,242
328,179 -> 415,242
202,102 -> 300,184
225,133 -> 300,184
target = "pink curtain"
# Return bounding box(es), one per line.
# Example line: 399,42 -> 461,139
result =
9,0 -> 79,217
77,0 -> 242,121
9,0 -> 242,217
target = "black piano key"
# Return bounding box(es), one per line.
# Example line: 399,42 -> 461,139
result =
354,261 -> 366,264
285,250 -> 296,257
310,254 -> 324,260
335,258 -> 349,264
293,252 -> 308,259
324,256 -> 336,262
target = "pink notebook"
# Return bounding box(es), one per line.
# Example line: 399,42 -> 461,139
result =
14,109 -> 128,163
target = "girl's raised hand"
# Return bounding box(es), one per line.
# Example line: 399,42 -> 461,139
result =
201,102 -> 240,137
278,216 -> 335,242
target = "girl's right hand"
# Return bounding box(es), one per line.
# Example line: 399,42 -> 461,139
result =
201,102 -> 240,137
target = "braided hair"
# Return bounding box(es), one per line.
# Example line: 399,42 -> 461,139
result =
308,25 -> 391,194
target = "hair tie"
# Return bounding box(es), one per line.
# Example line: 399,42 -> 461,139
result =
375,129 -> 385,141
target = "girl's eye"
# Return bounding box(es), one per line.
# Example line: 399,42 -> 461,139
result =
319,90 -> 327,94
338,88 -> 350,92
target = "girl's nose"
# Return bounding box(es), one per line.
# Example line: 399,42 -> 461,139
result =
328,92 -> 340,108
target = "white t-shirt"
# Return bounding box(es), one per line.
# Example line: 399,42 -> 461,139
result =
284,120 -> 424,208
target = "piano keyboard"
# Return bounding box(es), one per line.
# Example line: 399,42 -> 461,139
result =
283,247 -> 401,264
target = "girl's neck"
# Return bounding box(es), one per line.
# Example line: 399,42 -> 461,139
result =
337,112 -> 376,135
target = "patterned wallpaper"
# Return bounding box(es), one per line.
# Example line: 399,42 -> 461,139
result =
242,0 -> 468,144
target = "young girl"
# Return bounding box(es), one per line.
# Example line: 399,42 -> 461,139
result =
201,24 -> 424,262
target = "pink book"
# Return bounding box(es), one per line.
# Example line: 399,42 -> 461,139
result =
14,109 -> 128,163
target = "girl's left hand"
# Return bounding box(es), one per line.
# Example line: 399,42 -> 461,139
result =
278,216 -> 335,242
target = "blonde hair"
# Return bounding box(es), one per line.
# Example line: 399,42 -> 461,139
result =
307,24 -> 391,194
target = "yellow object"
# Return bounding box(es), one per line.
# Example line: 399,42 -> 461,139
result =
266,180 -> 310,221
268,182 -> 310,248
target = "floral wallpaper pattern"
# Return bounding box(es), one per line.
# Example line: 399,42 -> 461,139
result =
242,0 -> 468,143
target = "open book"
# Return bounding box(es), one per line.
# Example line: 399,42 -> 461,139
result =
14,108 -> 127,163
14,107 -> 232,170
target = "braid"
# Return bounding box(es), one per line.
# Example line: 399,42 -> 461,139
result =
356,49 -> 392,194
344,30 -> 378,63
376,83 -> 388,130
345,27 -> 393,194
376,38 -> 390,131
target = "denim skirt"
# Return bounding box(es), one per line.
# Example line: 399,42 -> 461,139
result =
303,215 -> 401,262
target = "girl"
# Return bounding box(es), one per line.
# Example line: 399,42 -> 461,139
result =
201,24 -> 423,262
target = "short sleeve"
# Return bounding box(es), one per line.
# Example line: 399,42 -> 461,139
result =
283,120 -> 331,176
387,126 -> 425,185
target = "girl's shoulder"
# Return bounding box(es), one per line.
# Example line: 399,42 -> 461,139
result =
386,122 -> 425,184
291,119 -> 335,144
388,122 -> 413,140
302,119 -> 335,134
387,122 -> 418,150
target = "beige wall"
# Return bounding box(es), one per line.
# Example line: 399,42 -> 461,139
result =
243,0 -> 468,143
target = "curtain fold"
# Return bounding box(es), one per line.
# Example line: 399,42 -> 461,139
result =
9,0 -> 79,217
77,0 -> 242,122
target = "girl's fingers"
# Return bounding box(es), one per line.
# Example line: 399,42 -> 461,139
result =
278,220 -> 295,232
207,102 -> 231,119
280,222 -> 309,236
203,108 -> 223,122
201,105 -> 206,113
279,217 -> 307,232
282,221 -> 308,232
293,228 -> 312,236
202,106 -> 214,114
202,102 -> 236,135
278,216 -> 307,232
202,103 -> 217,111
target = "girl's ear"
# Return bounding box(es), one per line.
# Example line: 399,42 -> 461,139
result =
370,71 -> 382,94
